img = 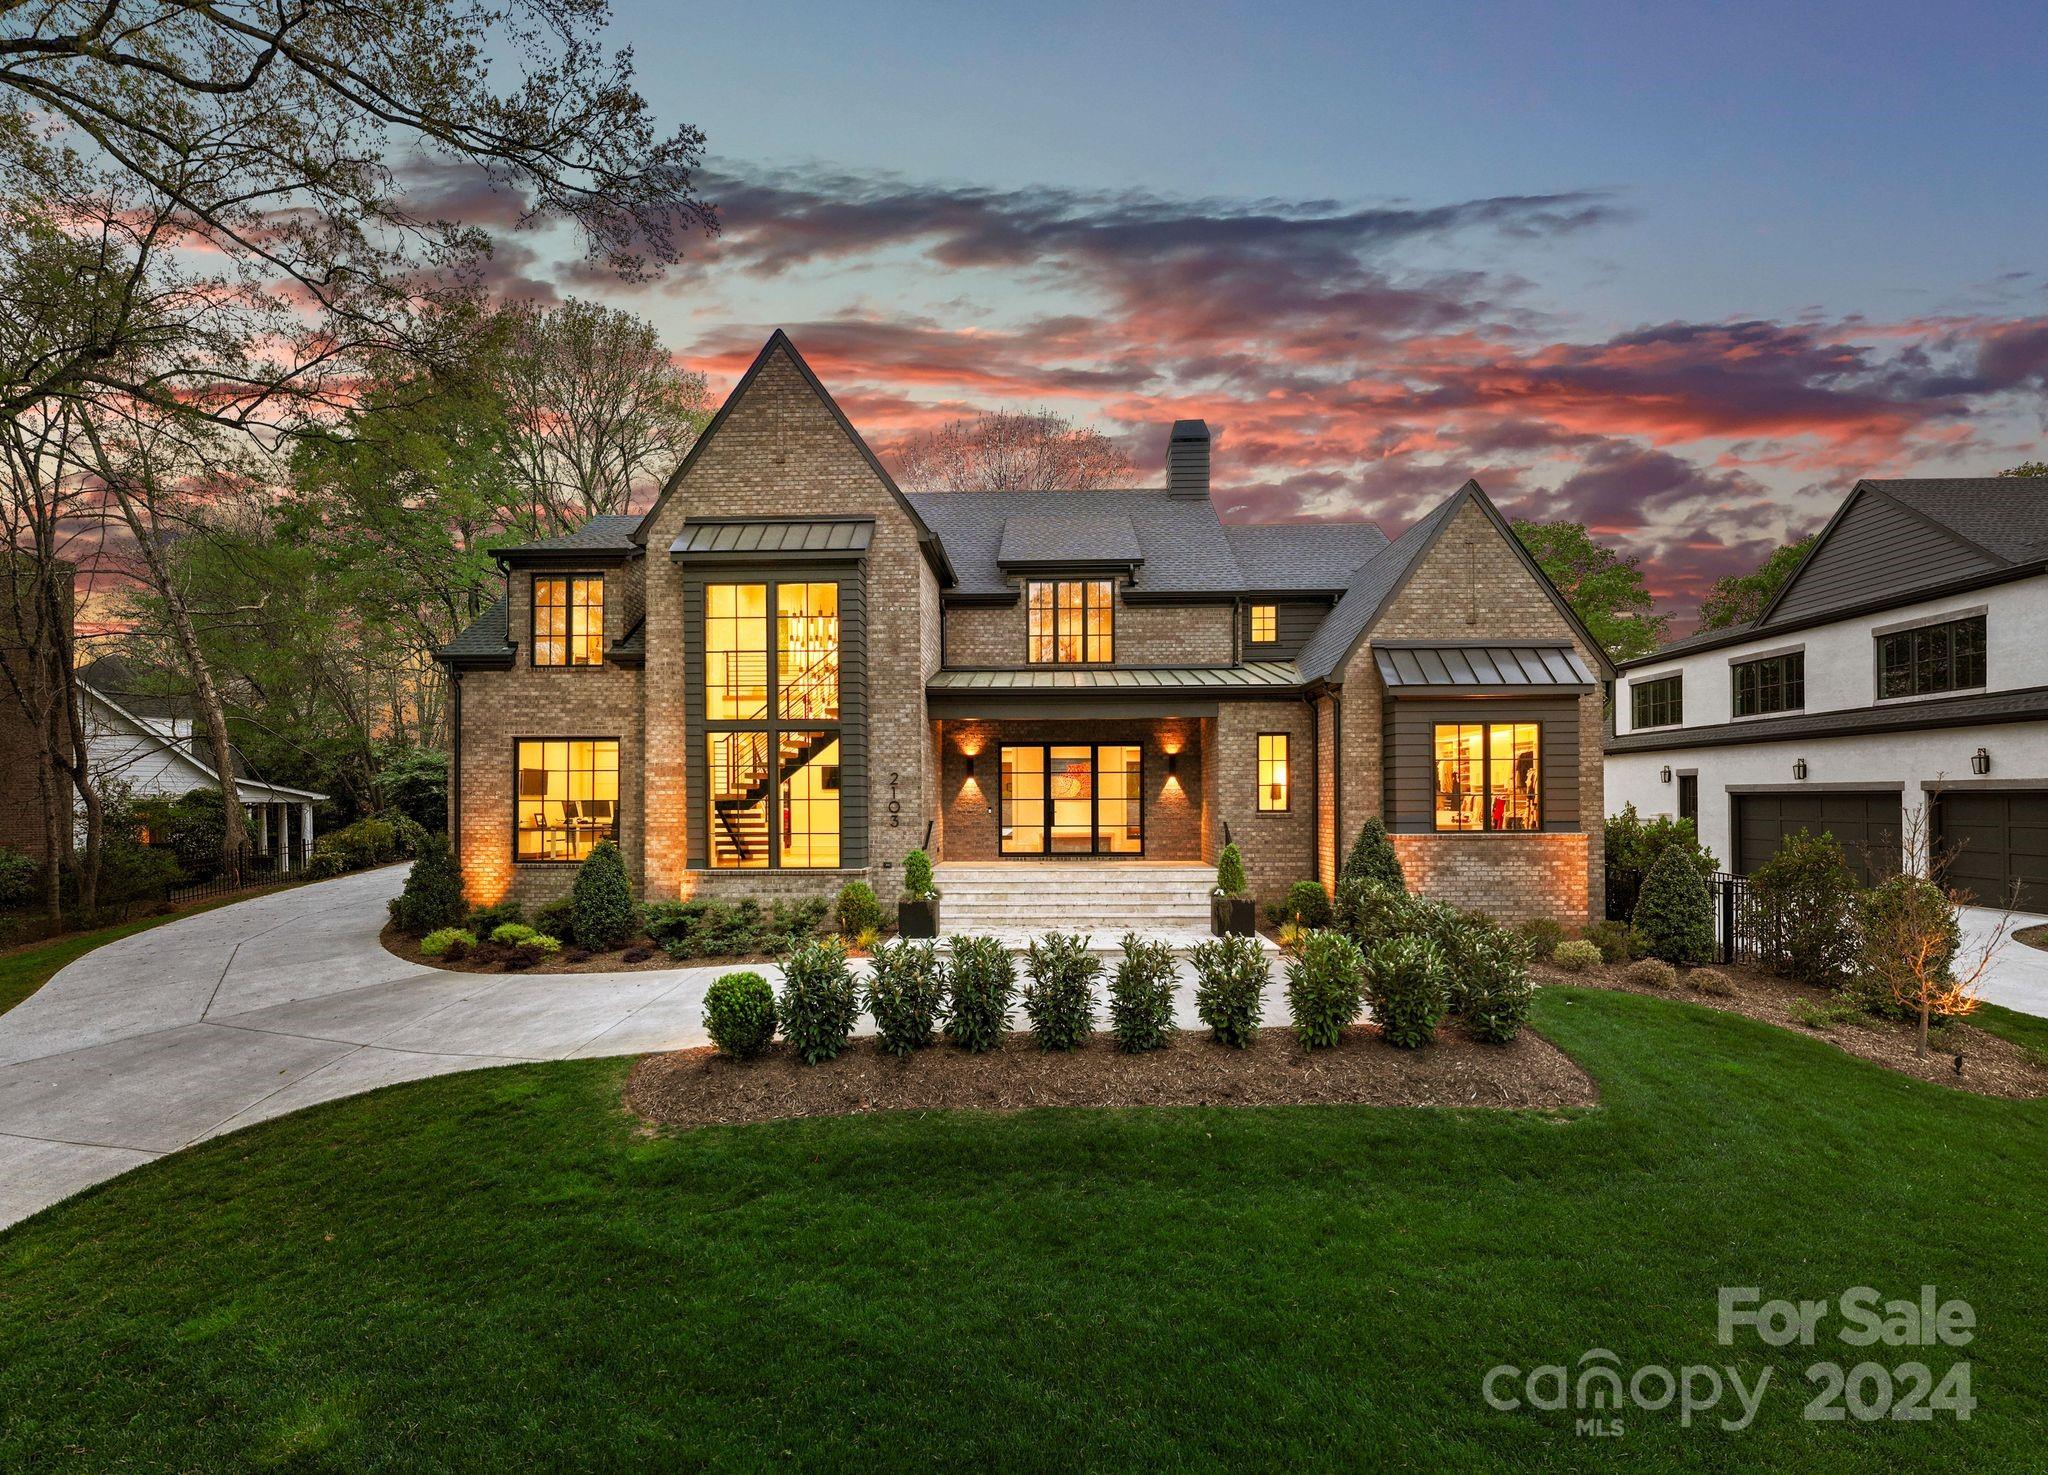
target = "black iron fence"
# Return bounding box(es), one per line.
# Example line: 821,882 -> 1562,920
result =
1605,865 -> 1774,968
161,855 -> 288,908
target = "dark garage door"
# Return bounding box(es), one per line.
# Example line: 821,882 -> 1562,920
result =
1934,791 -> 2048,911
1733,791 -> 1903,885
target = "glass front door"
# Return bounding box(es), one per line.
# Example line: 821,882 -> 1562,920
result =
999,744 -> 1144,856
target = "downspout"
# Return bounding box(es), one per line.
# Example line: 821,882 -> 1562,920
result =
449,669 -> 462,874
1331,687 -> 1343,862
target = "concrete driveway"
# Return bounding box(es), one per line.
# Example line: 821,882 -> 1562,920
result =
1964,906 -> 2048,1018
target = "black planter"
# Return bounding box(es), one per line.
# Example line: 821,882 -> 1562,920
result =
1211,896 -> 1257,938
898,897 -> 940,939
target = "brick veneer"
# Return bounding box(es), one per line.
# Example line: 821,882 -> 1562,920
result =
1390,833 -> 1591,924
937,717 -> 1204,861
943,587 -> 1233,667
1209,699 -> 1318,899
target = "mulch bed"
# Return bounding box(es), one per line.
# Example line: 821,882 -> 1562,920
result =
2013,923 -> 2048,954
379,922 -> 789,975
626,1024 -> 1597,1128
1536,958 -> 2048,1100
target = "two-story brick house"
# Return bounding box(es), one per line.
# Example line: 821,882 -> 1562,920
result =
438,332 -> 1613,924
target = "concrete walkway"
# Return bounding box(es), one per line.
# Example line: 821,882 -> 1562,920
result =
1964,905 -> 2048,1018
0,868 -> 1294,1229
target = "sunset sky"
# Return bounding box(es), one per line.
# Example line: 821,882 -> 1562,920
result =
455,2 -> 2048,624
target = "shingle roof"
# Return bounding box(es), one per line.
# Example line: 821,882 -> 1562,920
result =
1223,522 -> 1388,591
438,596 -> 513,664
906,489 -> 1246,597
1294,492 -> 1466,682
75,655 -> 194,722
995,514 -> 1143,569
494,515 -> 642,558
1868,478 -> 2048,564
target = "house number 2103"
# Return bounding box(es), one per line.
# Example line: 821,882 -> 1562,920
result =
887,772 -> 901,827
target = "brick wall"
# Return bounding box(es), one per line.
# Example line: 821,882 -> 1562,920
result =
943,586 -> 1234,666
937,718 -> 1204,861
1209,699 -> 1318,900
1390,833 -> 1590,925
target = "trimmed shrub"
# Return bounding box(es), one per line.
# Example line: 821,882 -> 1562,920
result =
1189,933 -> 1268,1048
1686,967 -> 1736,997
1845,872 -> 1966,1024
1631,844 -> 1715,965
1342,816 -> 1406,890
703,971 -> 778,1058
419,927 -> 475,960
387,834 -> 467,936
491,922 -> 537,946
779,938 -> 859,1064
1462,936 -> 1534,1044
1606,802 -> 1718,876
1514,915 -> 1567,959
1748,829 -> 1860,987
902,848 -> 937,900
1551,939 -> 1602,973
1334,877 -> 1411,949
1583,919 -> 1648,964
465,900 -> 524,936
1285,929 -> 1365,1049
0,847 -> 41,909
1109,933 -> 1178,1053
944,935 -> 1016,1053
865,940 -> 945,1056
1214,843 -> 1247,898
1021,933 -> 1100,1050
1625,958 -> 1678,990
1364,935 -> 1448,1049
835,880 -> 886,938
570,839 -> 635,950
533,896 -> 579,948
521,933 -> 562,955
1283,879 -> 1333,929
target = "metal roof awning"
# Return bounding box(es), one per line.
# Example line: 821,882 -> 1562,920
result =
1373,642 -> 1595,694
672,518 -> 874,561
927,661 -> 1301,718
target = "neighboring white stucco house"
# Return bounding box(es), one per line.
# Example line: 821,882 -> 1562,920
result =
78,659 -> 326,869
1607,478 -> 2048,908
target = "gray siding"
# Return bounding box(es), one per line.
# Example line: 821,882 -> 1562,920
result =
1771,491 -> 1999,624
1381,697 -> 1582,833
1239,599 -> 1330,661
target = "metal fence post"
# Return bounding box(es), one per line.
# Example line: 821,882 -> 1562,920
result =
1720,876 -> 1736,965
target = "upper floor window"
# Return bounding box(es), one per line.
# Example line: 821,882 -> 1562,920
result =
1732,651 -> 1803,718
1250,604 -> 1277,644
1257,733 -> 1290,811
1631,673 -> 1682,730
1877,614 -> 1985,700
1433,723 -> 1540,832
533,575 -> 604,667
1027,580 -> 1113,663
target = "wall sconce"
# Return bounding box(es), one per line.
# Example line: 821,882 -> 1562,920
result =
964,752 -> 976,781
1166,752 -> 1179,779
1793,758 -> 1808,781
1972,747 -> 1991,775
1659,765 -> 1672,784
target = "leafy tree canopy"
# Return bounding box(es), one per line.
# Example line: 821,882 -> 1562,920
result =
1696,535 -> 1816,631
1512,520 -> 1670,663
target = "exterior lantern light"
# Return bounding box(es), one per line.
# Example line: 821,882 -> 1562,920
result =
1972,747 -> 1992,775
1659,765 -> 1672,784
1167,752 -> 1179,779
964,752 -> 977,781
1793,758 -> 1808,781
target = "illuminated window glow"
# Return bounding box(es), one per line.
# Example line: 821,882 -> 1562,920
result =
1257,733 -> 1290,811
533,576 -> 604,666
1432,723 -> 1540,831
516,739 -> 619,860
1250,604 -> 1277,643
1026,580 -> 1114,663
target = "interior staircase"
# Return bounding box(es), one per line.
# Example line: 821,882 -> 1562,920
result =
933,862 -> 1223,946
709,649 -> 841,868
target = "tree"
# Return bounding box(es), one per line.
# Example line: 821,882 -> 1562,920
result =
1996,463 -> 2048,478
1512,521 -> 1669,663
896,410 -> 1133,492
1851,874 -> 1996,1056
1342,817 -> 1406,890
1696,536 -> 1816,631
1631,844 -> 1714,965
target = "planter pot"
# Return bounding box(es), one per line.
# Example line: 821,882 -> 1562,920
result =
1211,896 -> 1257,938
898,896 -> 940,939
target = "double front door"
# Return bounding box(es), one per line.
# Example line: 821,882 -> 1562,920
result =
999,744 -> 1144,855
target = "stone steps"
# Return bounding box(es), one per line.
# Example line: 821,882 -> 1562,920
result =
935,863 -> 1218,935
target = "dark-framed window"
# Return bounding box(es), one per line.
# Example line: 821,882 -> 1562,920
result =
1876,614 -> 1985,699
1257,732 -> 1290,811
1630,674 -> 1682,730
1432,722 -> 1541,831
532,574 -> 604,667
1732,651 -> 1804,718
1026,580 -> 1113,663
1250,604 -> 1277,644
515,738 -> 619,861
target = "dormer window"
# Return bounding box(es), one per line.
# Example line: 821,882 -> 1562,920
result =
533,575 -> 604,667
1250,604 -> 1277,644
1027,580 -> 1113,664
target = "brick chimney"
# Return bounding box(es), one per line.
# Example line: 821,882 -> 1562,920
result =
1166,419 -> 1210,499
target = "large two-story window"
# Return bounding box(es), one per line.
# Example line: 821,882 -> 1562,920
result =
532,575 -> 604,666
1433,723 -> 1540,831
1630,673 -> 1682,730
1026,580 -> 1113,663
515,739 -> 618,861
704,581 -> 841,869
1732,651 -> 1803,718
1876,614 -> 1985,699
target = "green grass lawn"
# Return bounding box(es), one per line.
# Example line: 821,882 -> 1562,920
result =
1,988 -> 2043,1471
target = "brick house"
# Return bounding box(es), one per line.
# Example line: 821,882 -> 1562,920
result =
438,332 -> 1612,924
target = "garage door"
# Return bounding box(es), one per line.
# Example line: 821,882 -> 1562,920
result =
1933,791 -> 2048,911
1733,791 -> 1903,885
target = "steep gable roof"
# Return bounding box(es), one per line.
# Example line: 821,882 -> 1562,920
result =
493,515 -> 641,559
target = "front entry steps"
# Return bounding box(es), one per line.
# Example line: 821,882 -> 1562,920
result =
932,863 -> 1277,954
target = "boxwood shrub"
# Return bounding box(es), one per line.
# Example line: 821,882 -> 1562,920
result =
1022,932 -> 1100,1051
1283,879 -> 1333,929
1461,936 -> 1533,1044
835,880 -> 886,938
1285,928 -> 1365,1049
943,935 -> 1016,1053
386,834 -> 467,936
703,970 -> 778,1058
779,938 -> 860,1064
570,839 -> 634,951
865,940 -> 945,1056
1109,933 -> 1178,1053
1364,935 -> 1448,1049
1551,938 -> 1603,973
1631,843 -> 1715,965
1189,933 -> 1268,1048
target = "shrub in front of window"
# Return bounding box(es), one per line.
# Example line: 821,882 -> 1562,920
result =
1109,933 -> 1178,1053
1582,919 -> 1648,964
1624,958 -> 1678,990
1286,929 -> 1366,1049
1213,843 -> 1248,898
568,839 -> 634,950
387,834 -> 468,936
1190,933 -> 1268,1047
943,935 -> 1016,1053
1631,844 -> 1716,965
1364,935 -> 1448,1049
1747,829 -> 1859,987
1284,879 -> 1333,929
465,900 -> 525,936
418,927 -> 476,960
703,970 -> 778,1059
1022,932 -> 1101,1051
1551,939 -> 1602,973
902,848 -> 937,901
533,896 -> 579,949
835,880 -> 886,938
1462,936 -> 1534,1044
1334,877 -> 1411,949
1341,816 -> 1406,890
865,940 -> 945,1056
779,938 -> 859,1064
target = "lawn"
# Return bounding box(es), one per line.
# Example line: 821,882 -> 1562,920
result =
1,988 -> 2043,1471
